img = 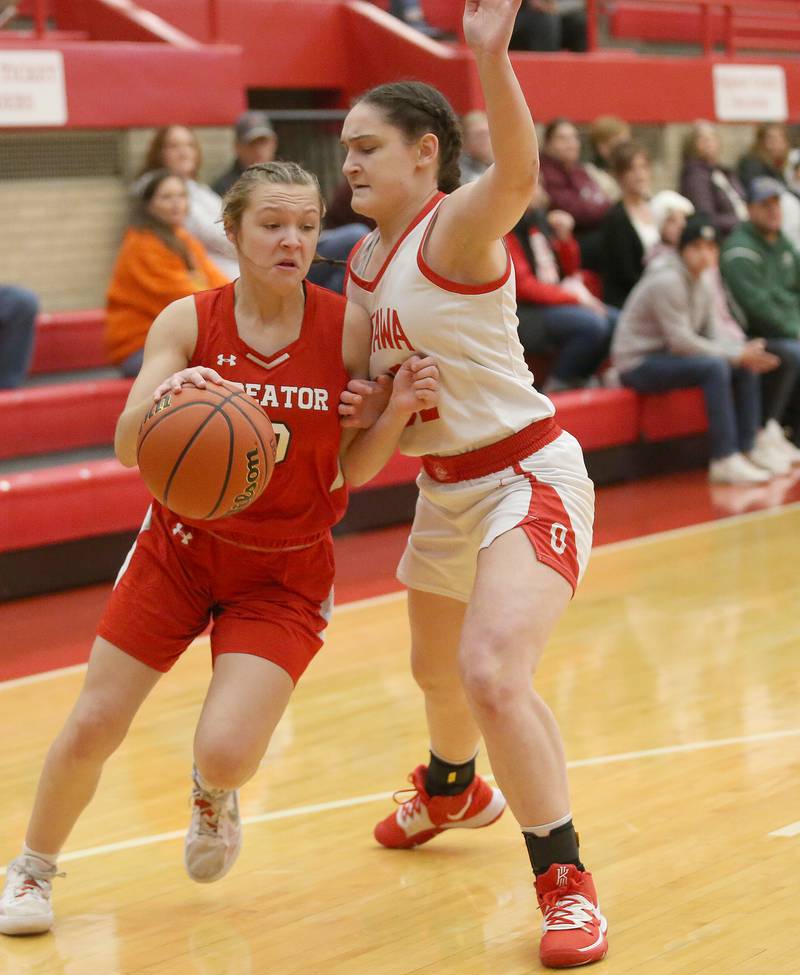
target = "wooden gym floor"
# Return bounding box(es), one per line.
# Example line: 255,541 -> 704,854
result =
1,475 -> 799,973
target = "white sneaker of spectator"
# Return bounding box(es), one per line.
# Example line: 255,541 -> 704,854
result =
764,419 -> 800,465
749,432 -> 792,476
709,453 -> 771,484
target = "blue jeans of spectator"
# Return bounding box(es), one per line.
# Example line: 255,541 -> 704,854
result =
517,302 -> 617,384
0,285 -> 38,389
620,353 -> 761,460
119,347 -> 144,378
762,338 -> 800,423
307,223 -> 370,294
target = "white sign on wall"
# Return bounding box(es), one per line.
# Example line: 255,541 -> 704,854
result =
0,50 -> 67,126
713,64 -> 787,122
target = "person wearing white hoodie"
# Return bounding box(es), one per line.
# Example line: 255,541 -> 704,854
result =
612,214 -> 789,484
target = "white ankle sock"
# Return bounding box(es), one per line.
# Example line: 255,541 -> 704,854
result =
22,843 -> 59,869
193,767 -> 227,796
521,812 -> 573,838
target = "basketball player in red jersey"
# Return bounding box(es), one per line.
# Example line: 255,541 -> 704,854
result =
0,161 -> 438,936
338,1 -> 608,967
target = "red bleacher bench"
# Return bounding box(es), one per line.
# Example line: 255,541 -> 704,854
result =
0,450 -> 422,554
610,2 -> 727,45
553,387 -> 640,451
610,0 -> 800,52
0,378 -> 132,460
638,388 -> 707,442
30,310 -> 109,375
0,386 -> 712,555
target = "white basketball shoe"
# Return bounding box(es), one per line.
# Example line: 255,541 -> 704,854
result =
184,768 -> 242,883
0,855 -> 63,935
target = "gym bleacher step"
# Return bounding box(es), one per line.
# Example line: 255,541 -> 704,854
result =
0,377 -> 132,461
30,310 -> 108,375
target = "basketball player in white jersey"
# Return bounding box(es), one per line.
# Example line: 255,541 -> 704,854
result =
339,0 -> 607,967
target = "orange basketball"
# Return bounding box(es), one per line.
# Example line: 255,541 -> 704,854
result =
136,385 -> 277,520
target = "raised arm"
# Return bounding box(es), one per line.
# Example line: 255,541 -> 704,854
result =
428,1 -> 537,276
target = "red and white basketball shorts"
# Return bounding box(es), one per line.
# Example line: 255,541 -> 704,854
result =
397,430 -> 595,602
98,505 -> 334,684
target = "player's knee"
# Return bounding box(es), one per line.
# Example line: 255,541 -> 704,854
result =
458,644 -> 516,720
410,644 -> 457,694
60,704 -> 128,764
195,740 -> 258,791
459,656 -> 514,719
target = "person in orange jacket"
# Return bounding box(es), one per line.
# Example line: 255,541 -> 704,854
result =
106,169 -> 229,376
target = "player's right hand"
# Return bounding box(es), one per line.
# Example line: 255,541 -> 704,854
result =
152,367 -> 245,401
339,375 -> 393,429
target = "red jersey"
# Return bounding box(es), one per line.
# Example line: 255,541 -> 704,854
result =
170,280 -> 350,548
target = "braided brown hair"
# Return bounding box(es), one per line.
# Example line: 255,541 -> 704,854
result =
356,81 -> 462,193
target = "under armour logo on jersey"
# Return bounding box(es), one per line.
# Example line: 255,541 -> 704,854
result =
172,523 -> 193,545
556,865 -> 570,887
217,354 -> 237,367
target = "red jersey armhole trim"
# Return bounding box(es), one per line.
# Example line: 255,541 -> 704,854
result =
347,191 -> 445,293
416,220 -> 512,295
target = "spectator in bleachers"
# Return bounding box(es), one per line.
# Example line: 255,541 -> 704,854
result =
781,149 -> 800,250
106,170 -> 229,377
325,178 -> 375,232
612,214 -> 788,484
388,0 -> 447,39
510,184 -> 617,391
139,125 -> 239,280
305,180 -> 371,294
0,285 -> 38,389
212,111 -> 278,198
648,190 -> 695,260
510,1 -> 587,53
598,141 -> 659,307
539,118 -> 611,245
680,120 -> 748,238
585,115 -> 631,204
787,148 -> 800,195
738,123 -> 791,193
459,110 -> 493,184
721,177 -> 800,454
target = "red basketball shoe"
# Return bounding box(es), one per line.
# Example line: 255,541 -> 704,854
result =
535,863 -> 608,968
374,764 -> 506,849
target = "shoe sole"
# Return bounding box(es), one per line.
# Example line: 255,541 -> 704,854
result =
0,913 -> 54,936
184,830 -> 243,884
541,914 -> 608,969
376,788 -> 507,849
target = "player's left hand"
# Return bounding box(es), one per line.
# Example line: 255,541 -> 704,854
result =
338,374 -> 393,429
463,0 -> 522,59
389,355 -> 440,415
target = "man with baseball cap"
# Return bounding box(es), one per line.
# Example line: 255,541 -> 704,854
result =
721,176 -> 800,455
212,110 -> 277,197
612,212 -> 790,483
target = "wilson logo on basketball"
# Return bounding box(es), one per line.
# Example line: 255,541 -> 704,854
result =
228,448 -> 262,514
141,393 -> 172,430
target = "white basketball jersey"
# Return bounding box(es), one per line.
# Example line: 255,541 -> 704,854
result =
346,193 -> 554,457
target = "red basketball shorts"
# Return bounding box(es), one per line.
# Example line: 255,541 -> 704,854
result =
98,504 -> 334,684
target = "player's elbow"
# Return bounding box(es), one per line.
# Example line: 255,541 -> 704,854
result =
114,416 -> 139,468
343,467 -> 370,489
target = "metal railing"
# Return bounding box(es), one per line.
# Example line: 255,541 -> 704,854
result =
587,0 -> 800,57
1,1 -> 221,41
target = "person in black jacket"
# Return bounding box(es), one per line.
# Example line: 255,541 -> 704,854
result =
598,141 -> 660,308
